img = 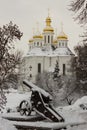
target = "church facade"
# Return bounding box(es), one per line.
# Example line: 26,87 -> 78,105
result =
20,14 -> 74,84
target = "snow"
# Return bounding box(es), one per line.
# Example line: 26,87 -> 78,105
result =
3,90 -> 31,113
1,89 -> 87,130
26,47 -> 73,56
56,96 -> 87,130
61,96 -> 87,111
73,96 -> 87,108
80,80 -> 87,84
0,117 -> 17,130
54,47 -> 73,55
27,48 -> 45,56
0,90 -> 32,130
48,66 -> 54,72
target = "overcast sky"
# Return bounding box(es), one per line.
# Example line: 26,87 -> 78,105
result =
0,0 -> 84,53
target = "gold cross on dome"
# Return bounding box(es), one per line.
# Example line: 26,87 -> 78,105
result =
36,22 -> 39,33
61,22 -> 63,32
32,28 -> 35,35
48,8 -> 50,17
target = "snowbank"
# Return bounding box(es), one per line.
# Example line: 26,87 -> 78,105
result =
3,91 -> 31,113
0,117 -> 17,130
60,96 -> 87,112
73,96 -> 87,107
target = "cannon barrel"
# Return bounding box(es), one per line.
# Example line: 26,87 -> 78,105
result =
23,80 -> 33,89
23,80 -> 51,98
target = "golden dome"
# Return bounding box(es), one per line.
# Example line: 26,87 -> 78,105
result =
53,39 -> 57,44
43,16 -> 54,33
43,26 -> 54,32
57,31 -> 68,40
33,34 -> 43,39
29,39 -> 33,43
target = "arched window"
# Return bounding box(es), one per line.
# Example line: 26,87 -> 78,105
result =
30,74 -> 32,78
65,42 -> 67,47
62,42 -> 64,46
37,42 -> 39,46
41,42 -> 42,46
38,63 -> 41,73
63,64 -> 66,75
48,35 -> 50,43
59,42 -> 61,47
44,36 -> 46,43
51,36 -> 53,43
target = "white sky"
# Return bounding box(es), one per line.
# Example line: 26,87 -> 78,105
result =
0,0 -> 84,54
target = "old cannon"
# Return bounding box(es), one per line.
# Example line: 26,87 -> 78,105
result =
19,79 -> 64,122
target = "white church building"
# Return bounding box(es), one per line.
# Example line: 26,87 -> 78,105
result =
20,13 -> 74,84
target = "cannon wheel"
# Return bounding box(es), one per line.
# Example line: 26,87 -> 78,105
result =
19,100 -> 32,116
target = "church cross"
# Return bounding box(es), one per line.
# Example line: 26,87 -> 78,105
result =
61,22 -> 63,32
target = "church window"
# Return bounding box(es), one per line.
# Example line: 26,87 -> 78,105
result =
59,42 -> 61,47
41,42 -> 42,46
44,36 -> 46,43
63,64 -> 66,75
38,63 -> 41,73
30,74 -> 32,78
51,36 -> 53,43
62,42 -> 64,46
48,35 -> 50,43
65,42 -> 67,47
37,42 -> 39,46
49,57 -> 51,66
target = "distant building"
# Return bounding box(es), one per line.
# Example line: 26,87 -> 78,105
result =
19,13 -> 74,86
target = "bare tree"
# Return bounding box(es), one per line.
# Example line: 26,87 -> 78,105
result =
70,0 -> 87,25
0,22 -> 23,89
0,22 -> 23,112
61,75 -> 80,105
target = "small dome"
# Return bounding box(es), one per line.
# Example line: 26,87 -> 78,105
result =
29,39 -> 33,43
53,39 -> 57,44
33,35 -> 43,39
43,26 -> 54,32
57,31 -> 68,40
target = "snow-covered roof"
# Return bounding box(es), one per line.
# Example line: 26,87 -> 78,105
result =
27,48 -> 45,56
54,47 -> 74,56
26,47 -> 74,57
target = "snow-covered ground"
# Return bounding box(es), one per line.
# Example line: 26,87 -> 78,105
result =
0,90 -> 31,130
1,90 -> 87,130
0,117 -> 17,130
3,89 -> 31,113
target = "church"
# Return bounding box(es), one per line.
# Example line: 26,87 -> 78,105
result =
19,13 -> 74,84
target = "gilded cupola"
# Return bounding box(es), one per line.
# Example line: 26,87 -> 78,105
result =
57,23 -> 68,40
43,10 -> 54,33
57,31 -> 68,40
33,22 -> 43,39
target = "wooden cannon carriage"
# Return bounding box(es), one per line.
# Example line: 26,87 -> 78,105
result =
19,79 -> 64,122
